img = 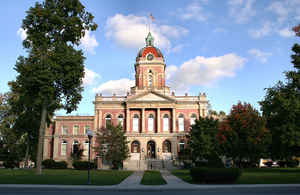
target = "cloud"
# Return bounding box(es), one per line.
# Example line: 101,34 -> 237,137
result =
213,28 -> 227,33
82,68 -> 100,86
267,1 -> 289,23
166,65 -> 178,80
267,0 -> 300,23
177,2 -> 209,22
248,49 -> 272,63
80,30 -> 99,54
166,54 -> 245,91
17,28 -> 27,40
249,21 -> 272,38
170,44 -> 185,53
278,27 -> 295,37
228,0 -> 256,24
105,14 -> 188,51
92,78 -> 135,95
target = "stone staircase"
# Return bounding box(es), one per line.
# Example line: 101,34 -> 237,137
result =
148,159 -> 163,170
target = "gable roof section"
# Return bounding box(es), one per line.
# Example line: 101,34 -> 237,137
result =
126,91 -> 176,103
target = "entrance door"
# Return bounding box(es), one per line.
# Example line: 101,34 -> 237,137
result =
147,141 -> 156,159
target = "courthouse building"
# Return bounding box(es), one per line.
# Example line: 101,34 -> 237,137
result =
44,33 -> 209,170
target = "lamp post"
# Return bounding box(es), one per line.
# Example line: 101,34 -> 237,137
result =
87,130 -> 93,185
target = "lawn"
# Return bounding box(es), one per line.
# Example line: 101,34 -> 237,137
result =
0,169 -> 133,185
171,168 -> 300,184
140,170 -> 167,185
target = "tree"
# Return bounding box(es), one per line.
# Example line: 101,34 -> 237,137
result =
189,117 -> 219,162
260,44 -> 300,160
0,93 -> 27,167
95,124 -> 129,169
12,0 -> 97,174
217,102 -> 270,168
70,144 -> 84,162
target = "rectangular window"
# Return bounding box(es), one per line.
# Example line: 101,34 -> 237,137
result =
163,118 -> 169,131
179,118 -> 184,132
83,142 -> 89,156
73,125 -> 79,135
85,125 -> 91,135
61,144 -> 67,156
62,126 -> 68,135
133,118 -> 139,132
148,118 -> 154,131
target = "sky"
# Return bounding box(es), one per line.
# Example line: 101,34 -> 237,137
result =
0,0 -> 299,116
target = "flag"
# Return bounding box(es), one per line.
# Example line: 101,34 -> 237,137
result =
150,13 -> 155,21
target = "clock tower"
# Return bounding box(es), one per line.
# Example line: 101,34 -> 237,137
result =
131,32 -> 170,95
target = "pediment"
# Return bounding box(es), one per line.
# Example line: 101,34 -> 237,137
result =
127,91 -> 175,102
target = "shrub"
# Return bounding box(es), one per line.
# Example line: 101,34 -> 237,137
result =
190,167 -> 242,184
72,161 -> 96,170
287,160 -> 299,168
53,161 -> 68,169
3,160 -> 19,169
277,161 -> 287,168
42,159 -> 56,169
194,159 -> 224,168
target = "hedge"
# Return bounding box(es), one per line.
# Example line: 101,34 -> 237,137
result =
72,161 -> 96,170
42,159 -> 67,169
190,167 -> 242,184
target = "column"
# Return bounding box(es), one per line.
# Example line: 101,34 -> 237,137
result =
126,108 -> 130,132
98,110 -> 102,129
141,108 -> 145,133
43,138 -> 48,159
198,102 -> 202,118
53,137 -> 59,159
172,108 -> 176,132
157,108 -> 160,133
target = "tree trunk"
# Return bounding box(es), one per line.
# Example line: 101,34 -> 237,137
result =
24,140 -> 30,168
36,105 -> 47,175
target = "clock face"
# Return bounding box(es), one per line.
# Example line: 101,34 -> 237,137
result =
147,54 -> 154,61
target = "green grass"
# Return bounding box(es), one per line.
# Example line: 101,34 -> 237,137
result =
140,170 -> 167,185
0,169 -> 133,185
171,168 -> 300,184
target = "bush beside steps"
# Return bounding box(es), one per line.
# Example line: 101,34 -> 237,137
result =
190,167 -> 242,184
42,159 -> 67,169
72,161 -> 96,170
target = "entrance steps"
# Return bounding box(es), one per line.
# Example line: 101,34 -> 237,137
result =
123,159 -> 177,170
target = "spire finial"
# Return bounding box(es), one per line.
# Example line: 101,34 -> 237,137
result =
146,32 -> 154,46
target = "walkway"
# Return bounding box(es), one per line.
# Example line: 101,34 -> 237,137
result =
160,170 -> 195,188
116,171 -> 144,188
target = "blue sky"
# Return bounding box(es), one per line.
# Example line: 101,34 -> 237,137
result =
0,0 -> 299,115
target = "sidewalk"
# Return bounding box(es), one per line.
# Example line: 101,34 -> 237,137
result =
0,170 -> 300,191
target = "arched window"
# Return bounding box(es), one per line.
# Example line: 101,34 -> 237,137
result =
163,114 -> 169,132
163,140 -> 171,153
83,140 -> 89,156
131,141 -> 140,153
118,114 -> 124,127
148,70 -> 153,87
178,114 -> 185,131
190,113 -> 197,126
133,114 -> 139,132
73,125 -> 79,135
72,140 -> 79,153
105,114 -> 112,127
148,114 -> 154,132
61,140 -> 67,156
179,139 -> 185,153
